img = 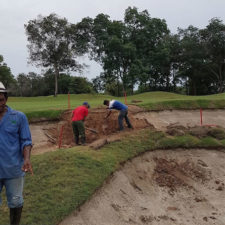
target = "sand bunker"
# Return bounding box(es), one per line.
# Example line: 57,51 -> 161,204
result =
29,107 -> 225,224
30,107 -> 225,154
135,109 -> 225,130
59,149 -> 225,225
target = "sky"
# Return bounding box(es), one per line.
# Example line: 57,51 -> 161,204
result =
1,0 -> 225,80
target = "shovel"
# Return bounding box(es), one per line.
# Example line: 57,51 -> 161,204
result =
85,127 -> 98,134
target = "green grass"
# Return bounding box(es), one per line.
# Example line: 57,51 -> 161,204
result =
133,92 -> 225,110
1,91 -> 225,224
7,91 -> 225,121
0,129 -> 225,225
7,94 -> 112,113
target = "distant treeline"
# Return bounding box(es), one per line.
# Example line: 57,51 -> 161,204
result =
1,7 -> 225,96
0,70 -> 93,97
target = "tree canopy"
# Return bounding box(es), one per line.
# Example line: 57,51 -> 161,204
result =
0,55 -> 14,89
2,6 -> 222,97
25,14 -> 90,96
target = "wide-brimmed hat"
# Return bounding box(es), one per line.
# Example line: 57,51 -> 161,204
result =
0,82 -> 7,93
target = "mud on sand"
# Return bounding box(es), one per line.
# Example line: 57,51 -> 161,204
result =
60,149 -> 225,225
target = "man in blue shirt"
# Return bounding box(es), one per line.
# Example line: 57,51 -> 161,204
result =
103,99 -> 133,131
0,82 -> 33,225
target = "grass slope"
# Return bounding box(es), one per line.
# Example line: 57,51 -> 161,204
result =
7,91 -> 225,120
133,91 -> 225,110
0,129 -> 225,225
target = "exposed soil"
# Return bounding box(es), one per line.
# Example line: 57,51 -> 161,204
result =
30,107 -> 225,154
31,105 -> 151,154
59,149 -> 225,225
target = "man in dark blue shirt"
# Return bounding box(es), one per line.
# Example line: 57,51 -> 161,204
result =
103,99 -> 133,131
0,82 -> 33,225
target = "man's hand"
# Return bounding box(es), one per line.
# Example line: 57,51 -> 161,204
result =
22,159 -> 33,175
105,109 -> 111,119
22,145 -> 33,175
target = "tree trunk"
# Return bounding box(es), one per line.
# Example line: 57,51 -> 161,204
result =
131,83 -> 134,95
193,81 -> 197,95
117,75 -> 119,97
166,73 -> 170,91
54,65 -> 59,97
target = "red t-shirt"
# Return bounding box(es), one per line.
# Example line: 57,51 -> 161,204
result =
72,106 -> 88,121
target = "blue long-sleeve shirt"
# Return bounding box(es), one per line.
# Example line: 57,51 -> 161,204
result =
0,106 -> 32,178
109,100 -> 128,111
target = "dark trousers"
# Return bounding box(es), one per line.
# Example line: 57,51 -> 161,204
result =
118,110 -> 132,131
72,120 -> 86,144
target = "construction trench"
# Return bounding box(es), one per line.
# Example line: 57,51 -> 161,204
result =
30,106 -> 225,225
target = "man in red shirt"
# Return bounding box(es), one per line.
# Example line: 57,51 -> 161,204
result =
71,102 -> 90,145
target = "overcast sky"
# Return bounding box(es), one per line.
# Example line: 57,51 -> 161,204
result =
1,0 -> 225,80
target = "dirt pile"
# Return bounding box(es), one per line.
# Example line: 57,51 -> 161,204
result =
166,123 -> 225,139
153,157 -> 211,194
44,106 -> 152,148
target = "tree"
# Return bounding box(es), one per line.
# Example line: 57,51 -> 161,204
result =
27,72 -> 46,96
124,7 -> 170,91
87,13 -> 139,94
17,73 -> 31,96
200,18 -> 225,93
25,14 -> 89,96
88,7 -> 170,95
0,55 -> 14,88
69,76 -> 93,94
178,26 -> 208,95
92,75 -> 105,93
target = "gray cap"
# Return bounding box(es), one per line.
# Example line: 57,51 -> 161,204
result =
0,82 -> 7,93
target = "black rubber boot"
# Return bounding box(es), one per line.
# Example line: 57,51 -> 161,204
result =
81,136 -> 86,145
10,206 -> 23,225
75,135 -> 80,145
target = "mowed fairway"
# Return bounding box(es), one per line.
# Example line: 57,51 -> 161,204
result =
7,91 -> 225,118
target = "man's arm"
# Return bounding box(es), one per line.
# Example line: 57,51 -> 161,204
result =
22,145 -> 33,175
71,111 -> 74,119
18,113 -> 33,174
83,108 -> 89,122
105,109 -> 112,119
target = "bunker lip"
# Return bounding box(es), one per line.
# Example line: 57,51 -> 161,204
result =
30,107 -> 225,154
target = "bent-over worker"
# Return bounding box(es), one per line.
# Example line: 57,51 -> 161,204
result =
71,102 -> 90,145
103,99 -> 133,131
